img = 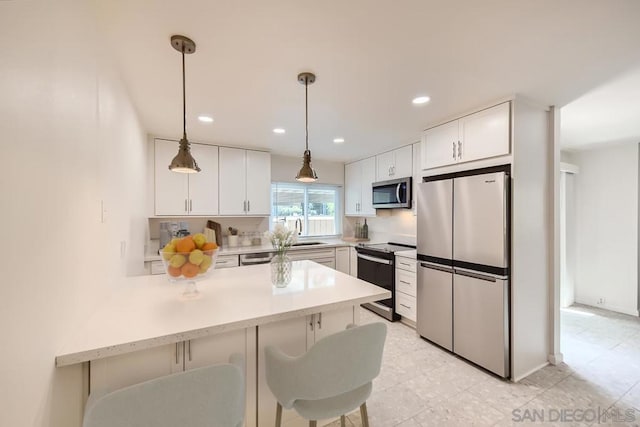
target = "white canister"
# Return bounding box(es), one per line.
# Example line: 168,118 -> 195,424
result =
228,235 -> 239,247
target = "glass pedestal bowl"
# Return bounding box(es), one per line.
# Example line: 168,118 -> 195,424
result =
161,248 -> 220,298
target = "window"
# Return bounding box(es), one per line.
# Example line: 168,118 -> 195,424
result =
271,183 -> 341,237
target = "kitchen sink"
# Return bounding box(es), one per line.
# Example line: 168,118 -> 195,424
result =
292,242 -> 324,246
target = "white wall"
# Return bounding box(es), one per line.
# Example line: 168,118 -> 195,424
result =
271,154 -> 344,186
510,99 -> 550,380
0,1 -> 148,425
573,143 -> 639,316
560,171 -> 577,308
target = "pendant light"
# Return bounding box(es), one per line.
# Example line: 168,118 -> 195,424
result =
168,35 -> 200,173
295,72 -> 318,182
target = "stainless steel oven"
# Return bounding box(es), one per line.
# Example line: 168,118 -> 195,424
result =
356,243 -> 413,321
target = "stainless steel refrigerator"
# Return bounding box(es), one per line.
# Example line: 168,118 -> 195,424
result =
416,168 -> 510,378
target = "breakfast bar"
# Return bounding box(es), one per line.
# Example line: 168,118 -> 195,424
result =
56,260 -> 390,426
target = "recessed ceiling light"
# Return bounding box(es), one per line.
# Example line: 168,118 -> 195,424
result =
198,115 -> 214,123
333,138 -> 345,144
273,128 -> 286,134
412,96 -> 431,105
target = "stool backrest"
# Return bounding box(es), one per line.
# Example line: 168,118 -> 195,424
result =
83,359 -> 244,427
265,322 -> 387,408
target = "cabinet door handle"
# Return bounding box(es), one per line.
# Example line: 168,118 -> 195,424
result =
189,199 -> 193,212
452,142 -> 456,159
317,312 -> 322,329
187,340 -> 192,362
175,342 -> 180,364
247,200 -> 250,212
400,303 -> 411,309
400,280 -> 411,285
458,141 -> 462,159
184,199 -> 188,213
243,200 -> 246,212
309,315 -> 315,331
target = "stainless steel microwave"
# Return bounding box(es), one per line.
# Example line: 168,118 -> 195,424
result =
372,177 -> 412,209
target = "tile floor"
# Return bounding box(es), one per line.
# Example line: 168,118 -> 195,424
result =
325,304 -> 640,427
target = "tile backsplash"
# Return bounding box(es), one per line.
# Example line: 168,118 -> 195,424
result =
343,209 -> 416,245
148,217 -> 270,245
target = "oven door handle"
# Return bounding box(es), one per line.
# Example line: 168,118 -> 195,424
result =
357,253 -> 392,265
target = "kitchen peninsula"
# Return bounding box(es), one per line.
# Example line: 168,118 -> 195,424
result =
56,260 -> 389,426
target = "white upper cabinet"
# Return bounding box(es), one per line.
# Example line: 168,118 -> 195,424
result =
245,150 -> 271,215
219,147 -> 271,216
458,102 -> 510,163
344,157 -> 376,216
360,156 -> 376,216
375,145 -> 413,181
344,162 -> 361,216
421,102 -> 511,170
421,121 -> 459,170
154,139 -> 218,216
187,144 -> 219,215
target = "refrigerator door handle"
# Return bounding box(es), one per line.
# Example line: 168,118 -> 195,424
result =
454,267 -> 507,282
419,262 -> 454,274
357,253 -> 392,265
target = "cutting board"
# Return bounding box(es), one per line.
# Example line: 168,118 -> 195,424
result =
206,220 -> 223,248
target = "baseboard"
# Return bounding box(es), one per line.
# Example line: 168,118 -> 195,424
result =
573,299 -> 639,317
512,361 -> 549,383
548,353 -> 564,365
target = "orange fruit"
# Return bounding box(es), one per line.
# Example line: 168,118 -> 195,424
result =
167,266 -> 182,277
181,262 -> 200,278
176,236 -> 196,253
202,242 -> 218,252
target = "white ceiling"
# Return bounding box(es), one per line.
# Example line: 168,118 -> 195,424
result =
561,66 -> 640,150
95,0 -> 640,162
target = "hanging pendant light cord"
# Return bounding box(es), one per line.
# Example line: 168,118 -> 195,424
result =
305,79 -> 309,152
182,45 -> 187,140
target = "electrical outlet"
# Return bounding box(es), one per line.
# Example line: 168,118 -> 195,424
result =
597,297 -> 606,305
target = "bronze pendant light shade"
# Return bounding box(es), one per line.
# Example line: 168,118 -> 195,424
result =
296,72 -> 318,182
169,35 -> 201,174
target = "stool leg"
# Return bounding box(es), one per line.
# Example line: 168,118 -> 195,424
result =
340,415 -> 346,427
275,402 -> 282,427
360,402 -> 370,427
309,421 -> 317,427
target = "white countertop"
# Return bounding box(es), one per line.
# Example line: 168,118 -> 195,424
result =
56,260 -> 389,367
395,249 -> 417,260
144,238 -> 361,262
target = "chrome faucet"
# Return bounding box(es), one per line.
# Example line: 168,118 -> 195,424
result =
295,218 -> 302,235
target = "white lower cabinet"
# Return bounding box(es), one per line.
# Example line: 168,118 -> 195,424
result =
395,256 -> 417,322
335,247 -> 350,274
257,306 -> 356,427
288,248 -> 336,269
90,328 -> 256,426
349,247 -> 358,277
87,306 -> 357,427
215,254 -> 239,269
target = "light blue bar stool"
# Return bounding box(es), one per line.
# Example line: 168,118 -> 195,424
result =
265,322 -> 387,427
83,354 -> 245,427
